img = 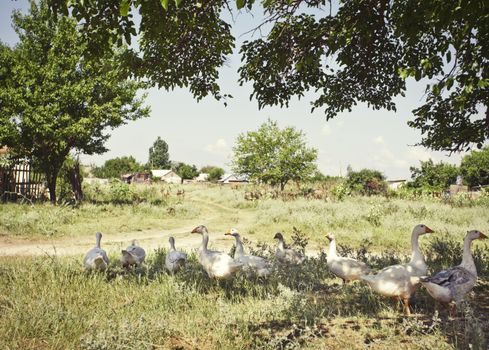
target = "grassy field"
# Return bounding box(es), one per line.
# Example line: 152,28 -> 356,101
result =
0,184 -> 488,349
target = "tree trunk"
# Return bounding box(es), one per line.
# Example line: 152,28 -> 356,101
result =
47,173 -> 57,204
68,161 -> 83,201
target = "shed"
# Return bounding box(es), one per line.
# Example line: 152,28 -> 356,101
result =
151,169 -> 181,184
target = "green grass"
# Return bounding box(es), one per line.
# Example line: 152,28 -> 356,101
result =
1,184 -> 488,349
0,244 -> 487,350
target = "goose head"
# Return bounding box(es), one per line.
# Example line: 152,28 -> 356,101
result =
466,230 -> 487,241
326,234 -> 335,242
413,224 -> 434,236
224,228 -> 240,238
274,232 -> 284,241
168,236 -> 176,246
191,225 -> 208,234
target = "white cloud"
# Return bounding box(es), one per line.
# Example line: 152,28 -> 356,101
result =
204,138 -> 230,155
406,147 -> 434,162
321,124 -> 332,136
373,148 -> 408,169
373,136 -> 384,144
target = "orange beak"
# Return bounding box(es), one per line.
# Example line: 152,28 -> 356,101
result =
425,226 -> 434,233
480,232 -> 487,239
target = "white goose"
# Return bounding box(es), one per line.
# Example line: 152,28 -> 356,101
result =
191,225 -> 243,279
225,228 -> 271,277
121,239 -> 146,268
165,236 -> 188,273
83,232 -> 109,271
274,232 -> 305,265
421,230 -> 487,311
360,224 -> 434,315
326,234 -> 371,283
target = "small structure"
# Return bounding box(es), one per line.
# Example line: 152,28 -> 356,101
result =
0,147 -> 45,201
151,169 -> 181,184
219,173 -> 249,185
196,173 -> 209,182
387,179 -> 407,190
121,172 -> 151,184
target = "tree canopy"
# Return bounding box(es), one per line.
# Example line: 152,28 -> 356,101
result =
45,0 -> 488,153
0,1 -> 149,202
148,137 -> 170,169
200,165 -> 225,182
92,156 -> 143,179
172,162 -> 199,183
232,119 -> 317,190
460,147 -> 489,188
346,167 -> 387,195
407,159 -> 459,191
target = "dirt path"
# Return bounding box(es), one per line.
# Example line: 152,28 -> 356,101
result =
0,197 -> 253,257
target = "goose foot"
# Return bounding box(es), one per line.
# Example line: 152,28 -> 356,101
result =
402,297 -> 411,316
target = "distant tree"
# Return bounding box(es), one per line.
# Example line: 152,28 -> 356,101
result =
232,119 -> 318,190
172,162 -> 198,183
93,156 -> 142,179
200,165 -> 225,183
148,137 -> 170,169
460,147 -> 489,188
346,167 -> 387,196
407,159 -> 459,191
0,1 -> 149,203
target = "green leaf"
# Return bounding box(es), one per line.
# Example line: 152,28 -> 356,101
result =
160,0 -> 169,11
120,0 -> 131,16
446,77 -> 454,90
236,0 -> 245,9
174,0 -> 182,8
446,50 -> 451,63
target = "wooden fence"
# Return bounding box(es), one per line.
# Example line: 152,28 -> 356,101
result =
0,162 -> 45,202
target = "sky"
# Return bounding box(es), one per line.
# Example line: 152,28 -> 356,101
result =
0,1 -> 467,179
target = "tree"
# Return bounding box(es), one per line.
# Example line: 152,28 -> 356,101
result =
0,1 -> 149,203
232,119 -> 317,190
172,162 -> 198,183
92,156 -> 143,179
460,147 -> 489,188
407,159 -> 459,191
200,165 -> 225,183
46,0 -> 488,153
346,167 -> 387,196
148,137 -> 170,169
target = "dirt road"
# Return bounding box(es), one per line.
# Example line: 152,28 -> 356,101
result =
0,198 -> 247,257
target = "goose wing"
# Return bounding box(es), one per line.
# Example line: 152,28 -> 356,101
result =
421,266 -> 474,287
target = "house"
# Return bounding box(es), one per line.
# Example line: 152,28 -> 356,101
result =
121,172 -> 151,184
196,173 -> 209,182
219,173 -> 249,185
387,179 -> 407,190
151,169 -> 181,184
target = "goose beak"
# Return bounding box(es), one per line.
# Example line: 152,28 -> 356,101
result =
224,231 -> 232,236
480,232 -> 487,239
425,226 -> 434,233
191,226 -> 201,234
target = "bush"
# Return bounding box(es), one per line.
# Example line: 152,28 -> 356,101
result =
346,167 -> 387,195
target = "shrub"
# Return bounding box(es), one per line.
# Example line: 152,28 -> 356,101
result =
346,167 -> 387,195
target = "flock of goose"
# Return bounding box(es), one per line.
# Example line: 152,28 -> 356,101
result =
83,224 -> 486,315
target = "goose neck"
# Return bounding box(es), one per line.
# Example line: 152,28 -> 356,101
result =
169,240 -> 176,251
277,239 -> 285,251
235,236 -> 245,257
460,236 -> 476,275
409,231 -> 425,268
200,231 -> 209,252
328,239 -> 337,260
96,234 -> 101,248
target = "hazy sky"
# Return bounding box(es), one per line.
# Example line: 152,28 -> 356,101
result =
0,1 -> 467,179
